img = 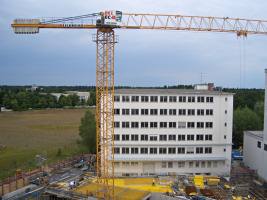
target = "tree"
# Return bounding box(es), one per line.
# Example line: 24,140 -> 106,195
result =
233,106 -> 262,148
78,110 -> 96,154
38,97 -> 47,109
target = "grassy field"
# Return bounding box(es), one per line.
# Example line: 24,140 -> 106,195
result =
0,108 -> 95,180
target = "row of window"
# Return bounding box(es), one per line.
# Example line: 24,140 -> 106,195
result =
115,108 -> 214,116
114,161 -> 220,169
115,134 -> 213,141
114,147 -> 213,155
114,95 -> 215,103
114,121 -> 214,129
257,141 -> 267,151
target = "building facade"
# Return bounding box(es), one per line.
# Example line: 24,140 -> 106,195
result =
243,69 -> 267,182
113,86 -> 234,177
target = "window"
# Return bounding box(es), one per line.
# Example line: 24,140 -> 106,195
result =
150,148 -> 157,154
207,161 -> 211,168
224,123 -> 227,127
131,109 -> 139,115
141,122 -> 148,128
141,134 -> 148,141
168,147 -> 176,154
159,135 -> 167,141
188,96 -> 195,102
150,96 -> 158,102
187,122 -> 195,128
264,144 -> 267,151
141,109 -> 149,115
189,162 -> 193,168
197,122 -> 204,128
168,135 -> 176,141
213,161 -> 217,168
178,135 -> 185,141
196,162 -> 200,168
150,109 -> 158,115
169,122 -> 176,128
225,110 -> 227,114
122,162 -> 130,167
177,147 -> 185,154
122,135 -> 129,141
206,109 -> 213,115
225,97 -> 228,102
187,109 -> 195,116
131,162 -> 138,167
131,135 -> 139,141
187,135 -> 194,141
205,134 -> 212,141
178,96 -> 186,102
224,135 -> 226,139
196,134 -> 204,141
160,109 -> 167,115
205,147 -> 212,154
206,97 -> 214,103
178,122 -> 186,128
197,96 -> 205,102
187,147 -> 194,154
201,162 -> 205,168
160,96 -> 167,102
150,135 -> 158,141
114,95 -> 120,102
131,96 -> 139,102
114,121 -> 120,128
206,122 -> 213,128
122,147 -> 129,154
122,96 -> 130,102
114,134 -> 120,141
179,109 -> 186,115
114,162 -> 120,168
168,162 -> 173,168
162,162 -> 166,168
257,141 -> 262,148
159,148 -> 167,154
197,109 -> 204,116
169,96 -> 177,102
141,148 -> 148,154
131,122 -> 139,128
169,109 -> 176,115
114,108 -> 120,115
131,147 -> 139,154
196,147 -> 203,154
178,162 -> 185,168
122,109 -> 130,115
160,122 -> 167,128
114,147 -> 120,154
150,122 -> 158,128
141,96 -> 149,102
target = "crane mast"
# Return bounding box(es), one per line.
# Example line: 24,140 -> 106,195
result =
11,11 -> 267,200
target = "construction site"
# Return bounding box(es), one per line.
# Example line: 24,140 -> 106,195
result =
0,153 -> 267,200
4,9 -> 267,200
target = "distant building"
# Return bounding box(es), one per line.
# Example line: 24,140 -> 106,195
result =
113,84 -> 234,177
50,91 -> 90,102
26,84 -> 42,92
66,91 -> 90,102
243,69 -> 267,183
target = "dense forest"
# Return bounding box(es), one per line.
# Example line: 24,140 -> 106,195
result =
0,85 -> 265,148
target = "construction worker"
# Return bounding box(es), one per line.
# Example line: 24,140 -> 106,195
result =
152,179 -> 155,186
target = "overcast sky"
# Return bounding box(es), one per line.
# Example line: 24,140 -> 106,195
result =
0,0 -> 267,88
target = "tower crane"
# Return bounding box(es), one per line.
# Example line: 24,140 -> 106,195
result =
11,11 -> 267,199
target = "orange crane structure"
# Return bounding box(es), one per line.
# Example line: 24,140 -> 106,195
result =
11,11 -> 267,199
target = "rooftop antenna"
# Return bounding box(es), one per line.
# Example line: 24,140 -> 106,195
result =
200,72 -> 204,84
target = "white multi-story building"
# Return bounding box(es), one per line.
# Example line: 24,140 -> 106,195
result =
113,84 -> 234,177
243,69 -> 267,183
